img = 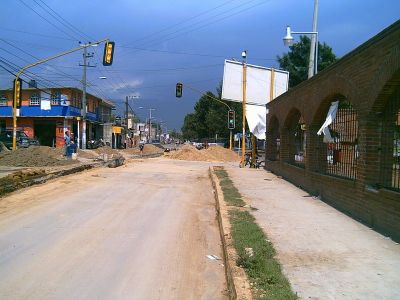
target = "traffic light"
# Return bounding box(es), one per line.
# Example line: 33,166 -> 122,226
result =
176,82 -> 183,98
102,41 -> 115,66
13,78 -> 22,108
228,109 -> 235,129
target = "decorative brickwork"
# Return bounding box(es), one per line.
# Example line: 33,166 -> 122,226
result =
266,21 -> 400,241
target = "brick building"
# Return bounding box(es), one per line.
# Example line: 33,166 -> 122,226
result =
0,86 -> 114,147
265,21 -> 400,241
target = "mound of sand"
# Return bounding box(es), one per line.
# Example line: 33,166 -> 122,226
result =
0,146 -> 77,167
168,145 -> 239,162
121,144 -> 164,155
204,146 -> 240,162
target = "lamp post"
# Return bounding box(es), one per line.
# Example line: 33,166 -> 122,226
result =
283,0 -> 319,78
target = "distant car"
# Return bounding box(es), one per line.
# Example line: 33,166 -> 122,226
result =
0,130 -> 39,149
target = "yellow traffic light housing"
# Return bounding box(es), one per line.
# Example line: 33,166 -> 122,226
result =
103,41 -> 115,66
176,82 -> 183,98
13,78 -> 22,108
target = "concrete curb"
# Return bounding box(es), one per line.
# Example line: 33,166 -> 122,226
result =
209,166 -> 238,300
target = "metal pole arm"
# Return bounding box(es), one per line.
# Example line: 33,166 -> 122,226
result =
15,38 -> 109,79
12,38 -> 109,150
291,31 -> 318,35
185,84 -> 231,110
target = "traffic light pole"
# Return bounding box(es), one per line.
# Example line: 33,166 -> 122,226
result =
11,38 -> 109,150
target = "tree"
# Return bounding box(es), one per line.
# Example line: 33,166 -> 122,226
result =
277,35 -> 338,87
181,86 -> 243,142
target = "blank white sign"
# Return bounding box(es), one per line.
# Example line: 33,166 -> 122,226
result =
221,60 -> 289,105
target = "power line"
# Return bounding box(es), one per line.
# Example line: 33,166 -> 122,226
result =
17,0 -> 81,41
121,0 -> 268,54
122,0 -> 238,47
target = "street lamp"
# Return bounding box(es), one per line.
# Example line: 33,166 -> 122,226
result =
283,25 -> 318,77
283,0 -> 319,78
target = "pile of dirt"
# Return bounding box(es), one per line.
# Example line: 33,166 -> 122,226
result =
0,146 -> 77,167
204,146 -> 240,162
168,145 -> 239,162
121,144 -> 164,155
76,149 -> 98,159
92,146 -> 122,157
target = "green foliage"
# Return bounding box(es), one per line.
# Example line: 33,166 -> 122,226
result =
214,169 -> 245,207
181,85 -> 243,141
230,210 -> 297,299
214,166 -> 297,299
277,35 -> 337,87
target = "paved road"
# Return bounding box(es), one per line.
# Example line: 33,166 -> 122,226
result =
226,166 -> 400,300
0,158 -> 227,299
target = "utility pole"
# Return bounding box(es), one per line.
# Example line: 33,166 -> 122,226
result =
125,96 -> 129,133
241,51 -> 247,167
149,108 -> 153,143
308,0 -> 319,78
79,43 -> 95,149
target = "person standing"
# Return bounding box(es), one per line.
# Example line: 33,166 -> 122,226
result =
64,130 -> 71,157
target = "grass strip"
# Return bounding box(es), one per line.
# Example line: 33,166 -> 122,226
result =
229,210 -> 297,299
215,167 -> 297,299
214,169 -> 245,207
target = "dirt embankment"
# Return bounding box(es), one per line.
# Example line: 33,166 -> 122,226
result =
0,146 -> 77,167
168,145 -> 239,162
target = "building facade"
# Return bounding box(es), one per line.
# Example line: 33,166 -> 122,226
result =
0,86 -> 114,148
265,21 -> 400,241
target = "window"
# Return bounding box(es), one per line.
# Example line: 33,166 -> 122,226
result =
325,99 -> 358,180
285,110 -> 306,167
51,91 -> 61,105
380,87 -> 400,191
293,122 -> 306,165
29,93 -> 40,106
0,95 -> 7,106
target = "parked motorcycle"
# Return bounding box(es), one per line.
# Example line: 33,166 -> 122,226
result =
87,138 -> 106,149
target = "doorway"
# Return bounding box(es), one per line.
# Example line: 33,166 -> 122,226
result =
34,120 -> 56,146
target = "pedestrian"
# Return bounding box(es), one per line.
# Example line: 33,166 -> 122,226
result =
64,130 -> 71,157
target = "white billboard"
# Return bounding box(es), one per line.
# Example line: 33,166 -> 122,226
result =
221,60 -> 289,106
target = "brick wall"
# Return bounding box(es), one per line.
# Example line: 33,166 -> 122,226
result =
265,20 -> 400,241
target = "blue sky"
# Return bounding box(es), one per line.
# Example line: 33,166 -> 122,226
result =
1,0 -> 399,130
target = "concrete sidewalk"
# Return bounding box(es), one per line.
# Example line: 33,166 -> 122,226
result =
225,165 -> 400,300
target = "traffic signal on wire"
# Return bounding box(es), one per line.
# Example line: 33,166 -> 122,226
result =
103,41 -> 115,66
176,82 -> 183,98
13,78 -> 22,108
228,110 -> 235,129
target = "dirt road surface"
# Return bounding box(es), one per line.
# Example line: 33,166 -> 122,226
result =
226,166 -> 400,300
0,158 -> 227,299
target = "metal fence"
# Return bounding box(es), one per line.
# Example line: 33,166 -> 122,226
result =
381,87 -> 400,191
325,101 -> 358,180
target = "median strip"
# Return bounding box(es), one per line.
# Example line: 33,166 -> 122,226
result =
211,166 -> 297,300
